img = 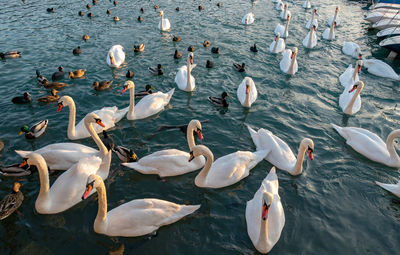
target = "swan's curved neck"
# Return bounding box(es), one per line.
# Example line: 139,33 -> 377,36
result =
85,121 -> 107,157
284,19 -> 290,37
160,14 -> 164,30
127,85 -> 135,120
292,143 -> 307,175
333,11 -> 338,22
386,130 -> 400,162
187,124 -> 196,150
94,180 -> 108,233
243,86 -> 251,108
194,148 -> 214,186
67,100 -> 77,139
35,157 -> 50,209
308,29 -> 314,48
352,66 -> 358,80
288,54 -> 297,74
329,25 -> 335,38
273,38 -> 279,52
311,11 -> 315,22
344,87 -> 362,115
186,58 -> 192,91
257,216 -> 269,250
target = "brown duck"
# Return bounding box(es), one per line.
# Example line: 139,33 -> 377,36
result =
37,89 -> 59,103
68,69 -> 86,79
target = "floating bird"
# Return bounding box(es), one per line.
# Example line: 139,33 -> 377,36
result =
328,6 -> 340,27
206,60 -> 214,68
322,21 -> 336,40
242,13 -> 255,24
270,33 -> 285,53
37,89 -> 59,103
198,5 -> 204,11
280,3 -> 290,20
133,44 -> 145,52
87,13 -> 93,18
274,14 -> 291,38
303,0 -> 311,9
342,41 -> 361,59
250,44 -> 258,52
138,16 -> 143,22
174,49 -> 182,59
280,47 -> 298,75
233,62 -> 246,72
305,9 -> 318,30
203,40 -> 211,47
42,81 -> 68,89
211,47 -> 220,54
106,9 -> 111,15
154,5 -> 159,10
148,64 -> 163,75
113,146 -> 138,163
12,92 -> 31,104
176,7 -> 180,11
114,16 -> 120,22
217,3 -> 222,7
158,11 -> 171,31
92,81 -> 113,91
83,34 -> 90,41
92,0 -> 97,4
208,92 -> 230,107
47,8 -> 54,13
36,70 -> 48,85
19,120 -> 48,139
360,54 -> 400,80
302,25 -> 317,49
339,60 -> 362,88
0,51 -> 21,59
0,182 -> 24,220
175,53 -> 196,92
188,45 -> 195,52
113,0 -> 118,6
107,45 -> 125,68
376,180 -> 400,198
73,46 -> 82,55
339,81 -> 364,115
79,11 -> 84,16
173,35 -> 181,42
140,7 -> 144,13
126,70 -> 134,78
0,163 -> 36,177
52,66 -> 64,81
86,4 -> 91,9
135,85 -> 155,98
237,77 -> 257,108
68,69 -> 86,79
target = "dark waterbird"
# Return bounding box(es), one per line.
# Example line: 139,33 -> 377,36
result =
148,64 -> 163,75
208,92 -> 230,107
233,62 -> 246,72
140,7 -> 144,13
174,49 -> 182,59
211,47 -> 220,54
101,131 -> 114,151
203,40 -> 211,47
73,46 -> 82,55
0,51 -> 21,59
47,8 -> 54,13
52,66 -> 64,81
36,70 -> 48,85
0,182 -> 24,220
12,92 -> 31,104
138,16 -> 143,22
106,9 -> 111,15
78,11 -> 84,16
135,85 -> 155,98
176,7 -> 180,11
92,81 -> 113,91
37,89 -> 59,103
206,60 -> 214,68
173,35 -> 181,42
250,44 -> 258,52
126,70 -> 134,78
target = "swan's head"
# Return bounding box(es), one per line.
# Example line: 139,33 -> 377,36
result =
261,192 -> 274,221
284,3 -> 288,9
301,138 -> 314,160
313,8 -> 318,16
188,145 -> 210,162
245,78 -> 252,94
82,174 -> 103,200
356,60 -> 363,72
121,81 -> 134,93
358,53 -> 363,60
349,81 -> 364,93
19,152 -> 45,169
57,95 -> 73,112
188,52 -> 194,65
291,47 -> 298,59
188,120 -> 204,140
335,6 -> 340,13
275,32 -> 281,41
84,112 -> 105,128
312,25 -> 317,31
287,14 -> 291,21
159,10 -> 164,17
332,21 -> 337,28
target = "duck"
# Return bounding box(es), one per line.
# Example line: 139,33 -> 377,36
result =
198,5 -> 204,11
322,22 -> 336,40
303,0 -> 311,9
101,131 -> 114,151
208,92 -> 230,107
135,85 -> 155,98
175,52 -> 196,92
36,70 -> 49,85
106,9 -> 111,15
302,25 -> 317,49
211,47 -> 220,54
81,174 -> 200,237
206,60 -> 214,68
250,44 -> 258,52
274,14 -> 291,38
107,45 -> 125,68
173,35 -> 181,42
339,60 -> 362,88
56,96 -> 128,140
247,125 -> 314,175
242,13 -> 255,25
92,81 -> 113,91
68,69 -> 86,79
73,46 -> 82,55
188,45 -> 195,52
113,16 -> 120,22
126,70 -> 134,78
174,49 -> 182,59
149,120 -> 210,139
42,80 -> 68,89
83,34 -> 90,41
0,182 -> 24,220
0,51 -> 21,59
15,113 -> 112,171
217,2 -> 222,7
46,8 -> 54,13
92,0 -> 98,4
328,6 -> 340,27
359,54 -> 400,80
86,4 -> 91,9
203,40 -> 211,47
133,44 -> 145,52
148,64 -> 163,75
37,89 -> 59,103
140,7 -> 144,13
339,81 -> 364,115
342,41 -> 361,59
12,92 -> 31,104
269,33 -> 285,54
306,9 -> 318,29
331,124 -> 400,168
246,167 -> 285,254
79,11 -> 84,16
51,66 -> 64,81
87,13 -> 93,18
188,145 -> 267,188
176,7 -> 180,11
280,47 -> 298,75
158,10 -> 171,31
113,145 -> 138,163
376,180 -> 400,198
121,81 -> 174,120
19,120 -> 48,139
0,163 -> 36,177
113,0 -> 118,6
138,16 -> 143,22
237,77 -> 257,108
233,63 -> 246,72
154,5 -> 159,10
122,120 -> 205,177
280,3 -> 291,20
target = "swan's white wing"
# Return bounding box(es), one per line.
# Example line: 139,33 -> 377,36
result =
133,89 -> 174,120
363,59 -> 400,80
339,64 -> 358,88
322,28 -> 330,39
376,181 -> 400,198
237,77 -> 257,106
107,45 -> 125,67
279,49 -> 292,73
342,42 -> 361,58
274,24 -> 284,36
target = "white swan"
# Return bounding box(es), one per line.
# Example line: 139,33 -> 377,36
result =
302,25 -> 318,49
322,22 -> 336,40
303,0 -> 311,9
121,81 -> 174,120
361,56 -> 400,80
339,60 -> 363,88
106,45 -> 125,68
274,15 -> 291,38
342,41 -> 362,59
280,47 -> 298,75
242,13 -> 255,25
339,81 -> 364,115
376,180 -> 400,198
246,167 -> 285,254
81,174 -> 200,237
237,77 -> 257,108
122,120 -> 205,177
280,3 -> 291,20
331,124 -> 400,168
247,125 -> 314,176
276,1 -> 284,11
15,113 -> 110,170
189,145 -> 268,189
56,96 -> 127,140
175,52 -> 196,92
270,33 -> 286,53
306,9 -> 318,29
328,6 -> 340,27
158,10 -> 171,31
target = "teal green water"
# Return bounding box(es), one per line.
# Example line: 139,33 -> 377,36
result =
0,0 -> 399,254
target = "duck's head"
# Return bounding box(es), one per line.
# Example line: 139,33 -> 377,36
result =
19,125 -> 29,135
84,112 -> 105,128
23,92 -> 31,99
13,182 -> 21,193
275,32 -> 280,41
221,91 -> 230,99
157,64 -> 163,69
92,81 -> 99,88
145,84 -> 154,91
349,81 -> 364,93
188,120 -> 204,140
261,192 -> 274,221
58,66 -> 63,72
57,95 -> 73,112
82,174 -> 102,200
301,138 -> 314,160
121,81 -> 134,93
241,63 -> 246,68
68,71 -> 74,78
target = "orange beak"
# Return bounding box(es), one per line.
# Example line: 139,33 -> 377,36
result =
19,160 -> 27,168
110,56 -> 114,65
290,52 -> 294,59
262,203 -> 270,220
308,149 -> 314,160
57,102 -> 63,112
188,153 -> 195,162
96,120 -> 105,127
197,130 -> 204,140
246,84 -> 250,94
121,86 -> 128,94
349,85 -> 357,93
82,184 -> 93,200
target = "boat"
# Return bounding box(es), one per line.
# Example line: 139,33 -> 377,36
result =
364,10 -> 400,23
373,18 -> 400,29
380,35 -> 400,52
377,26 -> 400,37
370,3 -> 400,10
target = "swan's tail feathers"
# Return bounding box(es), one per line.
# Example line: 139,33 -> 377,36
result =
270,166 -> 276,174
15,150 -> 31,158
330,123 -> 342,134
115,106 -> 129,122
246,125 -> 261,150
159,204 -> 200,227
121,162 -> 159,175
375,181 -> 400,197
165,88 -> 175,102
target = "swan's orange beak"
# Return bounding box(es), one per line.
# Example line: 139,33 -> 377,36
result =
308,148 -> 314,160
189,57 -> 193,65
82,184 -> 93,200
357,65 -> 361,73
188,152 -> 195,162
110,56 -> 114,65
349,85 -> 357,93
57,102 -> 63,112
290,52 -> 294,59
275,35 -> 279,41
246,84 -> 250,94
96,119 -> 105,127
197,130 -> 203,140
19,159 -> 27,168
121,86 -> 128,94
262,202 -> 270,221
